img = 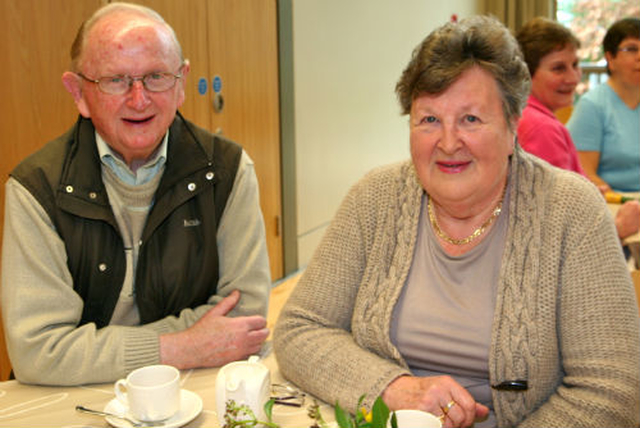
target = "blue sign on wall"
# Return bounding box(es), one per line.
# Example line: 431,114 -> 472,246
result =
213,75 -> 222,93
197,78 -> 208,95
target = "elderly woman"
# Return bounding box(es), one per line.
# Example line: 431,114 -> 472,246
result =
274,15 -> 640,428
567,18 -> 640,192
516,17 -> 640,241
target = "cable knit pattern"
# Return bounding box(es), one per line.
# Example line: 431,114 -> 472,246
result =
273,147 -> 640,427
353,161 -> 422,364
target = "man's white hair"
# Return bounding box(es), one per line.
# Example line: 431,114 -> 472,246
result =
70,2 -> 183,71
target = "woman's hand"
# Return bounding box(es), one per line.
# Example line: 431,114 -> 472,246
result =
382,375 -> 489,428
577,151 -> 611,193
616,200 -> 640,239
597,183 -> 612,194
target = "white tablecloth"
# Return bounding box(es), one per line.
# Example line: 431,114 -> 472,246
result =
0,345 -> 336,428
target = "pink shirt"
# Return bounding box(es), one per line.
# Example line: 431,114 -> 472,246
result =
517,95 -> 586,176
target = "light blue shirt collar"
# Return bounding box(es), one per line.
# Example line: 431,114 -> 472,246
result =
96,132 -> 168,186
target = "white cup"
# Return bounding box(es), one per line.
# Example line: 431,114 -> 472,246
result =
388,409 -> 443,428
114,364 -> 180,422
215,356 -> 271,425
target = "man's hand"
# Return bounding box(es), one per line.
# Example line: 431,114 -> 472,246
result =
382,375 -> 489,428
159,290 -> 269,369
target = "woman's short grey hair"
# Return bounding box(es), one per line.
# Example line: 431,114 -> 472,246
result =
70,2 -> 183,72
395,15 -> 530,124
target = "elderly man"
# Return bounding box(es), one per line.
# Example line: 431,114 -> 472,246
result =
1,3 -> 270,385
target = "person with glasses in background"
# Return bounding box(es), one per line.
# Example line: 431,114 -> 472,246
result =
516,17 -> 640,241
1,2 -> 271,386
567,18 -> 640,193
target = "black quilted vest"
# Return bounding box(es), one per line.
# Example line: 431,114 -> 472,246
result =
11,114 -> 242,327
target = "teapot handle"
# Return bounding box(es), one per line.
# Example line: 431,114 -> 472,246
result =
226,375 -> 243,392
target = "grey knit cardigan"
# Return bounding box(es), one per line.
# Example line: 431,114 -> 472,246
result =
274,146 -> 640,427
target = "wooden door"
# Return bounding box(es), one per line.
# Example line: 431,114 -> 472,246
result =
0,0 -> 106,382
206,0 -> 283,281
139,0 -> 283,280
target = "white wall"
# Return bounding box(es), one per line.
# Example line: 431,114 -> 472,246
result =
292,0 -> 481,267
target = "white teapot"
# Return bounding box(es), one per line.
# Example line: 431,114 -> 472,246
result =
215,355 -> 271,424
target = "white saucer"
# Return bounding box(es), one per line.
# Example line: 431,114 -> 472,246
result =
104,389 -> 203,428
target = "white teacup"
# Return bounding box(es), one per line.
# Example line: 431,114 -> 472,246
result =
215,356 -> 271,425
114,364 -> 180,422
388,409 -> 442,428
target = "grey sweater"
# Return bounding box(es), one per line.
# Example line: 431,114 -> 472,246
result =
274,147 -> 640,427
2,150 -> 270,385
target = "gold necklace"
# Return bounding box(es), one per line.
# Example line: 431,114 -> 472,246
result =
427,189 -> 506,246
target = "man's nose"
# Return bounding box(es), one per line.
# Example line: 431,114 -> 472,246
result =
128,80 -> 150,108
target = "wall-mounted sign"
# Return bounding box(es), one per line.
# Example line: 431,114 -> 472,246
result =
197,77 -> 208,95
212,75 -> 222,93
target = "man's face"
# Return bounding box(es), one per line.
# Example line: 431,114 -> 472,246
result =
66,15 -> 188,165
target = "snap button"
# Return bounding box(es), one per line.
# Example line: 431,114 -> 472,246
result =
98,263 -> 107,272
205,171 -> 214,180
187,182 -> 197,191
65,185 -> 74,193
89,192 -> 97,199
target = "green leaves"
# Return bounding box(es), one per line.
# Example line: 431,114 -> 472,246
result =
334,401 -> 355,428
308,400 -> 329,428
333,396 -> 392,428
225,394 -> 395,428
389,412 -> 398,428
370,396 -> 391,428
264,399 -> 275,424
222,399 -> 280,428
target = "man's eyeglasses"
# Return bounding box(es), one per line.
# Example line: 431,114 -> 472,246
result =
77,69 -> 183,95
618,45 -> 639,54
271,383 -> 305,407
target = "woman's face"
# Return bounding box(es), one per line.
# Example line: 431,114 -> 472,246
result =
410,66 -> 516,210
530,44 -> 581,111
607,36 -> 640,88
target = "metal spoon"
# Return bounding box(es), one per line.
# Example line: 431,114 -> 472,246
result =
75,405 -> 165,427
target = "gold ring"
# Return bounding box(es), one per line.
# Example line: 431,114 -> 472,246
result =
442,400 -> 456,414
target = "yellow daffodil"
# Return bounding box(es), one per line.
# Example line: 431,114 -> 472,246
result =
360,407 -> 373,423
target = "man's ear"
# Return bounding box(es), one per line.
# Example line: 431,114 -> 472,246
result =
181,59 -> 191,79
176,59 -> 191,108
61,71 -> 91,118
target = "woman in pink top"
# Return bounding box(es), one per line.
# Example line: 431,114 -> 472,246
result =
516,17 -> 584,174
517,17 -> 639,240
